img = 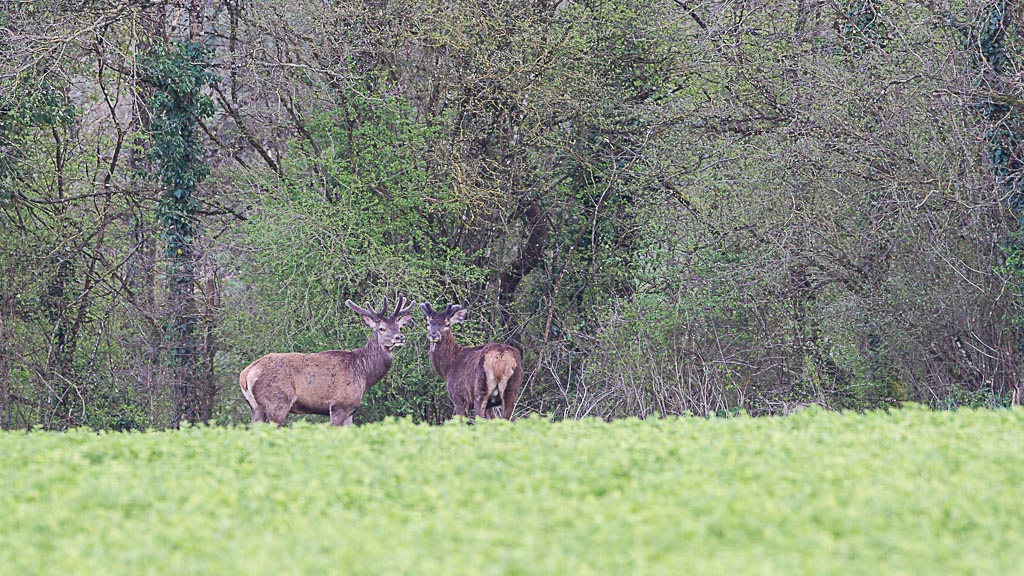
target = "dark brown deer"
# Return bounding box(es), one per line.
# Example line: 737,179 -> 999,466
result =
420,302 -> 522,420
239,295 -> 416,426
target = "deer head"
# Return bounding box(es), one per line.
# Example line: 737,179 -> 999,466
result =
420,302 -> 469,344
346,294 -> 416,351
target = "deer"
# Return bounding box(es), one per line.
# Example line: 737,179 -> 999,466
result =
420,302 -> 523,420
239,295 -> 416,426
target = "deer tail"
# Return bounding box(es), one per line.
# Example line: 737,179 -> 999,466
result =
239,365 -> 260,410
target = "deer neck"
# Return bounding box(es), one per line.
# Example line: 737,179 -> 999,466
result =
357,334 -> 394,387
429,331 -> 464,380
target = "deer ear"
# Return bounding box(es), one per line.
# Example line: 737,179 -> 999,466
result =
395,313 -> 414,328
449,307 -> 469,324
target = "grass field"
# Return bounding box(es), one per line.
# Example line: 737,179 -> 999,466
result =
2,406 -> 1023,575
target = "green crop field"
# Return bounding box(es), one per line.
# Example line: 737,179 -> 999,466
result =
2,406 -> 1023,575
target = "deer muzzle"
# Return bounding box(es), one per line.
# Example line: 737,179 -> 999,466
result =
386,334 -> 406,350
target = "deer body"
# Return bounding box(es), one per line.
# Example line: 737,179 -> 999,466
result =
240,296 -> 415,426
422,303 -> 522,420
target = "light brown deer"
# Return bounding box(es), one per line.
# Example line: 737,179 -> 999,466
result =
420,302 -> 522,420
239,295 -> 416,426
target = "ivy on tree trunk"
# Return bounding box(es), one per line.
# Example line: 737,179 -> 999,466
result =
141,40 -> 216,426
968,6 -> 1023,296
964,1 -> 1024,402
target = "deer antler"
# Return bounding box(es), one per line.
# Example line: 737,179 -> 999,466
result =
345,299 -> 380,318
445,304 -> 462,317
391,294 -> 406,318
390,293 -> 416,319
348,294 -> 416,320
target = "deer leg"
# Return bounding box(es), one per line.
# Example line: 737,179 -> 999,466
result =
251,406 -> 268,424
252,380 -> 293,426
500,386 -> 515,420
500,369 -> 521,420
472,376 -> 492,420
475,395 -> 492,420
263,402 -> 291,427
452,395 -> 466,416
450,385 -> 470,419
245,394 -> 267,424
329,405 -> 355,426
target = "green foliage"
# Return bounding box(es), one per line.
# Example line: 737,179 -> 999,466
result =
290,95 -> 449,249
0,70 -> 75,205
0,86 -> 75,133
2,409 -> 1024,574
573,0 -> 674,104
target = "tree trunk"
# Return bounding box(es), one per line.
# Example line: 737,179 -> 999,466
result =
0,276 -> 12,429
498,197 -> 549,339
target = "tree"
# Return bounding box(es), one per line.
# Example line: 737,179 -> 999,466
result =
141,39 -> 217,425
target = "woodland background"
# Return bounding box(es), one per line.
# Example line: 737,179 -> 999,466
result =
2,0 -> 1023,430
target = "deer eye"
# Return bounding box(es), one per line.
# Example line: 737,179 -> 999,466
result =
379,326 -> 386,332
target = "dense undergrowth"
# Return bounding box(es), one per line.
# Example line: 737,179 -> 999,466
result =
1,406 -> 1022,575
